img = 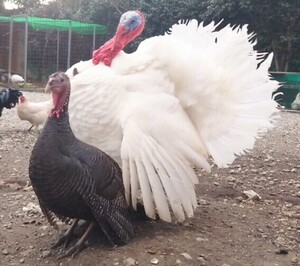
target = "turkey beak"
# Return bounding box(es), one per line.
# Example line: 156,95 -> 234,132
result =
46,77 -> 65,94
45,84 -> 51,93
45,78 -> 56,93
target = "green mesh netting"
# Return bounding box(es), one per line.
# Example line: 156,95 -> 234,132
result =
271,72 -> 300,84
0,16 -> 106,35
271,72 -> 300,109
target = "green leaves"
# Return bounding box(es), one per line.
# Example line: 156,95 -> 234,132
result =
196,0 -> 300,71
4,0 -> 300,71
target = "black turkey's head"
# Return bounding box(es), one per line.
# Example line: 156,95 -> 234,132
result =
46,72 -> 71,118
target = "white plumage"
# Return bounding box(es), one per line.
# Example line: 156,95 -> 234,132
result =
1,73 -> 25,87
66,13 -> 280,222
17,95 -> 52,131
10,74 -> 25,86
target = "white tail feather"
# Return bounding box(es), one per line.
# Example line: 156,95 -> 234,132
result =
135,160 -> 156,219
129,159 -> 139,210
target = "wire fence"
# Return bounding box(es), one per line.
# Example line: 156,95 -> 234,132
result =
0,15 -> 106,85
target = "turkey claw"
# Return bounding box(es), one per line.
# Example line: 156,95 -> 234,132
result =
51,233 -> 72,250
51,218 -> 79,249
57,242 -> 86,259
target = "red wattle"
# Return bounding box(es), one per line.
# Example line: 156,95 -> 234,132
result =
92,38 -> 116,66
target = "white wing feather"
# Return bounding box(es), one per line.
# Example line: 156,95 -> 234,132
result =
68,19 -> 279,222
120,92 -> 209,222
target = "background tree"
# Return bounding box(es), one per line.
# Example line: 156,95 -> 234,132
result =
0,0 -> 4,12
201,0 -> 300,71
8,0 -> 42,13
3,0 -> 300,71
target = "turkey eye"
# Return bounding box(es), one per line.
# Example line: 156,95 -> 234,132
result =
128,19 -> 138,31
129,19 -> 136,26
61,78 -> 64,82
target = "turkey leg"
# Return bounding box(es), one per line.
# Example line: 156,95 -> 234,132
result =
51,218 -> 79,249
58,221 -> 96,259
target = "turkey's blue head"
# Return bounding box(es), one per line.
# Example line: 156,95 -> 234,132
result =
114,10 -> 145,48
92,10 -> 145,66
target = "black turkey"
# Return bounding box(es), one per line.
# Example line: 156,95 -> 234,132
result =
29,72 -> 134,258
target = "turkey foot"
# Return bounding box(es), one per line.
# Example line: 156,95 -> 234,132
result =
51,218 -> 79,249
57,221 -> 96,259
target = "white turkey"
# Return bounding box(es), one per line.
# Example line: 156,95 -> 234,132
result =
65,11 -> 280,223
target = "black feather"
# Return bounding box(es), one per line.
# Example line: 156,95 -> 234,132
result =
0,86 -> 22,117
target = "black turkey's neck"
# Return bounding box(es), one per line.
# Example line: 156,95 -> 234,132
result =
46,110 -> 74,137
58,90 -> 70,115
44,93 -> 77,144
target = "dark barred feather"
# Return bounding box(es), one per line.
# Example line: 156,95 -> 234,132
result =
39,199 -> 71,230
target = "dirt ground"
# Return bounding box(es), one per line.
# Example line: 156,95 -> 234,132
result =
0,91 -> 299,266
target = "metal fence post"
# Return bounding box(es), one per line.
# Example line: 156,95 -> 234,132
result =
8,17 -> 13,77
93,25 -> 96,52
56,29 -> 60,71
67,20 -> 72,69
24,15 -> 28,83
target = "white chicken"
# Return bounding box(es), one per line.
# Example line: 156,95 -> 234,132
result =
66,11 -> 280,223
10,74 -> 25,87
17,95 -> 53,131
1,73 -> 25,88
